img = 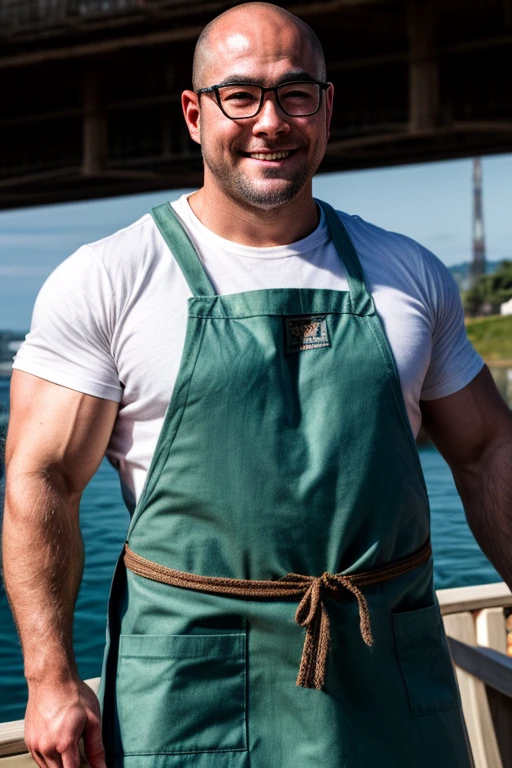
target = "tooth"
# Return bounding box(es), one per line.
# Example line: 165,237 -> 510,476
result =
249,151 -> 290,160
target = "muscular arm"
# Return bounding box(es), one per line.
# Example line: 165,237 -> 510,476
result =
421,365 -> 512,588
3,370 -> 118,768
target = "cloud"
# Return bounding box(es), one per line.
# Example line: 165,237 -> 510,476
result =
0,266 -> 51,277
0,232 -> 73,248
426,233 -> 457,244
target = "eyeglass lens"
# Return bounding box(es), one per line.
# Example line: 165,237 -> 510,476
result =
218,83 -> 321,118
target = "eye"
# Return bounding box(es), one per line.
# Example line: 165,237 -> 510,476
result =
284,88 -> 311,98
281,88 -> 316,101
220,86 -> 260,104
227,90 -> 257,101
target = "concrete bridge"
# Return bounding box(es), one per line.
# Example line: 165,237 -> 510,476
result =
1,0 -> 511,209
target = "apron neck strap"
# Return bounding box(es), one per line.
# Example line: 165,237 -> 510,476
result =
152,200 -> 373,313
151,203 -> 216,297
317,200 -> 373,315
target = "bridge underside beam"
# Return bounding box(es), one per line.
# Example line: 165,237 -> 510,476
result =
1,0 -> 511,210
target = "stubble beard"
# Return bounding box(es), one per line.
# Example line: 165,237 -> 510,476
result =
202,145 -> 318,210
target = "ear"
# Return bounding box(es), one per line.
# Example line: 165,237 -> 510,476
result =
182,90 -> 201,145
325,82 -> 334,140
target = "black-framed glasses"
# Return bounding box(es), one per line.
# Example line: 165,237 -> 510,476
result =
196,80 -> 329,120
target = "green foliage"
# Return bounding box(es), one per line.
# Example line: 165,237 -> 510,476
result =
462,260 -> 512,316
465,314 -> 512,361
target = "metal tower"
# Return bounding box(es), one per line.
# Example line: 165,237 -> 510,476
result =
470,157 -> 486,279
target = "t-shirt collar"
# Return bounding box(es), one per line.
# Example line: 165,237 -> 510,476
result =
173,193 -> 330,260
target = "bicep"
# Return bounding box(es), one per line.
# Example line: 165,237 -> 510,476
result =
6,370 -> 119,497
420,366 -> 512,470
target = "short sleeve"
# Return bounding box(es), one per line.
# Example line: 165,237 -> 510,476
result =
420,259 -> 484,401
12,245 -> 122,402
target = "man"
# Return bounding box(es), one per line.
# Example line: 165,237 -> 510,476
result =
3,3 -> 512,767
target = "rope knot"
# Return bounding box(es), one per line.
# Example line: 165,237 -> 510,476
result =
295,574 -> 325,629
293,572 -> 374,690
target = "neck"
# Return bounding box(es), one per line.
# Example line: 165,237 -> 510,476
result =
187,183 -> 319,247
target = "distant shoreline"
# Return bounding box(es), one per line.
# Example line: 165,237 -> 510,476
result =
483,359 -> 512,367
0,363 -> 14,377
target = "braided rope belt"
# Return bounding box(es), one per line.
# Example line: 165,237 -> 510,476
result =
124,538 -> 432,690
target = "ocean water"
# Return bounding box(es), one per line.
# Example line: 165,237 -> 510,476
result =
0,374 -> 503,722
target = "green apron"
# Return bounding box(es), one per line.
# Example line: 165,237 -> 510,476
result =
100,200 -> 472,767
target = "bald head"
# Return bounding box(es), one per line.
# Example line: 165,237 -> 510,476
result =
192,3 -> 326,90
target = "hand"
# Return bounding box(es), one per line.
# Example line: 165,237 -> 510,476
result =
24,678 -> 106,768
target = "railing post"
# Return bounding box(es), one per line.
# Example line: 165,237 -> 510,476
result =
477,609 -> 508,655
443,612 -> 503,768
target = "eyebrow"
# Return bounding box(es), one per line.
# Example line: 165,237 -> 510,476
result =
214,70 -> 318,87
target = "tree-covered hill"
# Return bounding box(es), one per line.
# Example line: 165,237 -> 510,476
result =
448,260 -> 501,290
462,261 -> 512,316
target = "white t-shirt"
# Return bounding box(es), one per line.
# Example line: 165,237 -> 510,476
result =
13,194 -> 483,510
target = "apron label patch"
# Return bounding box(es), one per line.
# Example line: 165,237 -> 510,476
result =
285,315 -> 330,353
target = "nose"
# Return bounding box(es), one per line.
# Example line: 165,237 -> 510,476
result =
251,93 -> 290,137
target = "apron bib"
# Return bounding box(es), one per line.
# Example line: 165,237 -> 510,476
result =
99,201 -> 472,767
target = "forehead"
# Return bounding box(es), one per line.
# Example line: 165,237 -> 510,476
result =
204,17 -> 320,85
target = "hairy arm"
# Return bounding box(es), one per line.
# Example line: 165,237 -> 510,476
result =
3,370 -> 118,768
421,365 -> 512,587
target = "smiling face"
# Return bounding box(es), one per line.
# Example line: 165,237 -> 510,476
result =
183,6 -> 333,212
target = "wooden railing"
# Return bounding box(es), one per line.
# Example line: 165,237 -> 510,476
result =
439,584 -> 512,768
448,639 -> 512,699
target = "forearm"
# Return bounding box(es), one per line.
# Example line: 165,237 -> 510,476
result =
2,466 -> 84,683
453,431 -> 512,588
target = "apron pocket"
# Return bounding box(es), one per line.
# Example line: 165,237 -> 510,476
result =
116,632 -> 247,755
393,604 -> 459,717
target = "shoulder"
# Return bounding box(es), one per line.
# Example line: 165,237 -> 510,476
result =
25,212 -> 166,350
82,210 -> 184,324
37,214 -> 161,299
337,210 -> 449,278
335,209 -> 457,317
85,213 -> 161,279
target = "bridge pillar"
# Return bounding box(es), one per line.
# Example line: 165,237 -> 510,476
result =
407,0 -> 440,133
83,69 -> 107,176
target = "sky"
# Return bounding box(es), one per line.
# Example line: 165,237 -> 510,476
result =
0,152 -> 511,331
